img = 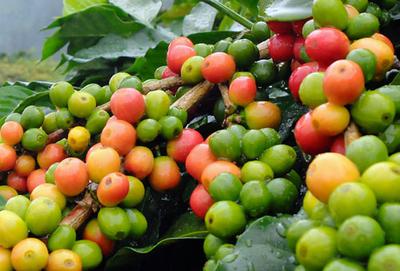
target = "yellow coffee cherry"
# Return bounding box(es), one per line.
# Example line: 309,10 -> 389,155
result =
68,126 -> 91,152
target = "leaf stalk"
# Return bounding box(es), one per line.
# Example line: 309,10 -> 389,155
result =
200,0 -> 254,29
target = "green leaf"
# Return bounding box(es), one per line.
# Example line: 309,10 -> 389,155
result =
65,58 -> 118,86
67,37 -> 101,55
75,27 -> 175,61
105,212 -> 207,270
43,5 -> 144,59
128,41 -> 169,80
182,2 -> 219,36
0,85 -> 53,126
233,0 -> 258,16
159,1 -> 198,21
0,86 -> 35,118
109,0 -> 163,26
267,81 -> 308,141
63,0 -> 108,15
217,0 -> 243,31
259,0 -> 313,21
216,215 -> 303,271
41,30 -> 68,61
187,31 -> 237,44
391,73 -> 400,85
6,81 -> 54,92
12,92 -> 53,115
187,115 -> 220,136
46,5 -> 143,37
218,15 -> 236,31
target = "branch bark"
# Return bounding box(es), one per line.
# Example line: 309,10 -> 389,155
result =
97,102 -> 110,112
257,40 -> 269,59
172,81 -> 215,111
60,192 -> 98,230
218,84 -> 236,115
344,122 -> 362,147
142,76 -> 185,94
46,129 -> 66,144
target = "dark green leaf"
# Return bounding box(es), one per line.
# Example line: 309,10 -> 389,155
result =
127,41 -> 169,80
12,92 -> 53,114
7,81 -> 54,92
63,56 -> 124,86
187,31 -> 238,44
43,5 -> 145,59
41,30 -> 68,61
0,85 -> 54,126
67,37 -> 101,55
0,86 -> 35,120
187,114 -> 220,136
188,115 -> 216,129
63,0 -> 108,15
216,215 -> 303,271
259,0 -> 313,21
105,212 -> 207,270
110,0 -> 163,26
267,81 -> 308,141
74,27 -> 175,61
391,73 -> 400,85
183,2 -> 219,35
45,5 -> 143,37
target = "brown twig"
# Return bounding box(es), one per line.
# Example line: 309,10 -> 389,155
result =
172,81 -> 215,111
218,84 -> 236,115
257,39 -> 269,59
60,192 -> 98,230
142,76 -> 185,94
97,102 -> 110,112
344,122 -> 362,147
223,114 -> 242,127
46,129 -> 66,144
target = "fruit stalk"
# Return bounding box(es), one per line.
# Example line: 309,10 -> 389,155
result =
218,84 -> 236,115
60,192 -> 98,230
47,129 -> 66,144
224,113 -> 242,127
142,76 -> 185,94
344,122 -> 362,147
97,102 -> 111,112
172,81 -> 215,111
257,40 -> 270,59
200,0 -> 254,29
